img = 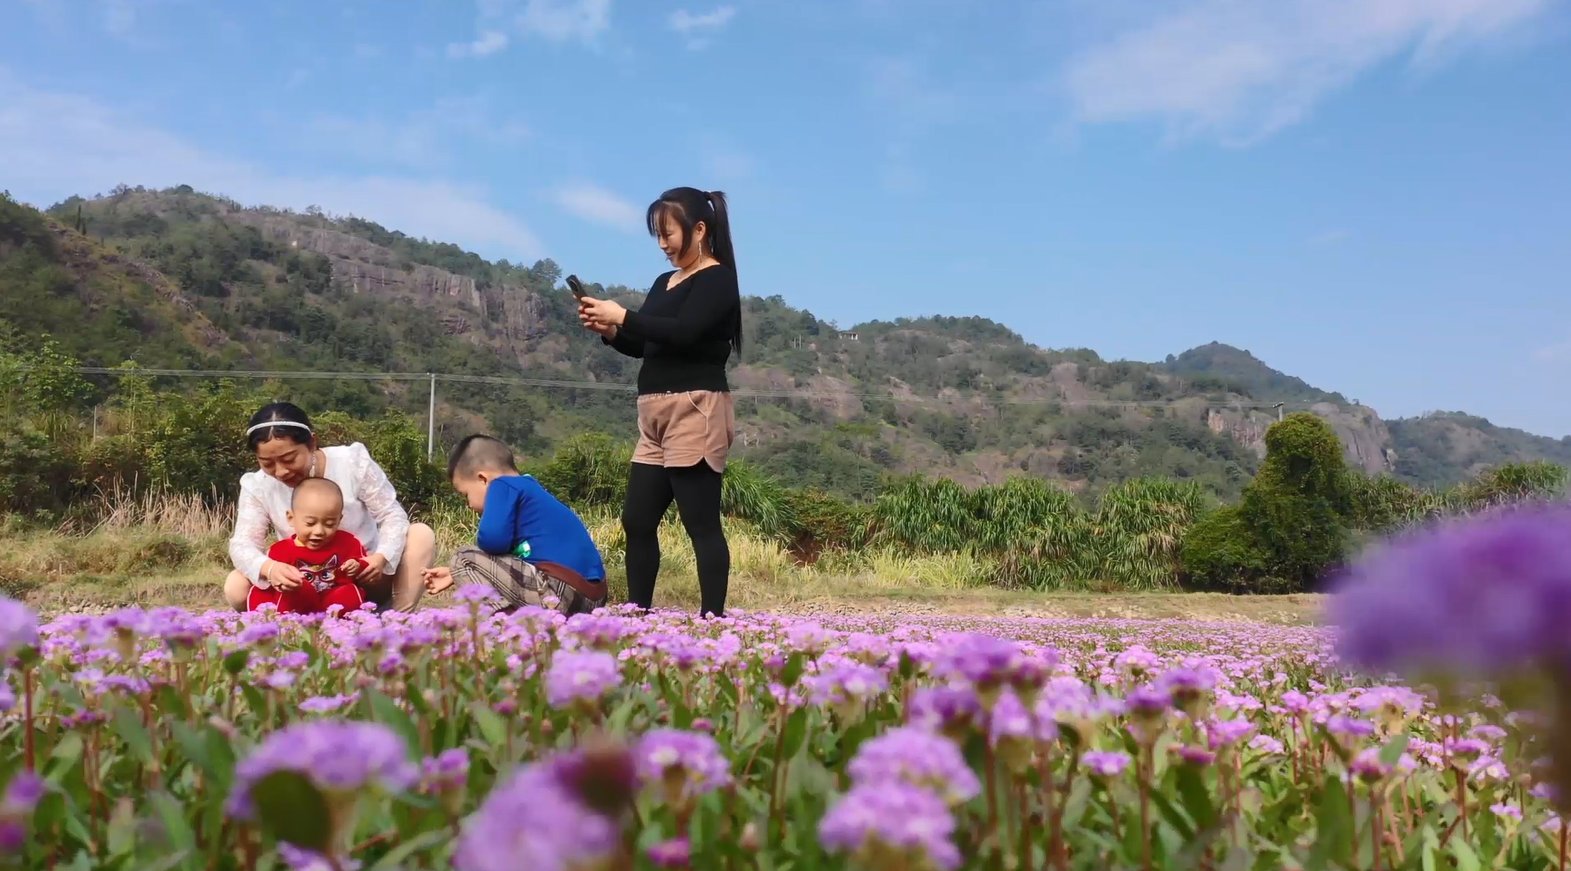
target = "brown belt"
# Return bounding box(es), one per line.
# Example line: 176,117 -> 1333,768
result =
531,560 -> 608,603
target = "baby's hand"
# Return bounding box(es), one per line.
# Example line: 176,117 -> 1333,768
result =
340,558 -> 362,578
422,566 -> 454,595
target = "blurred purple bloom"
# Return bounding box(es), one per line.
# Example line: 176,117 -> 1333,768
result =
646,837 -> 690,868
1082,750 -> 1130,778
454,754 -> 621,871
1327,505 -> 1571,678
845,726 -> 980,806
818,781 -> 960,871
544,650 -> 622,709
634,728 -> 731,802
907,685 -> 983,736
0,597 -> 39,655
299,693 -> 358,714
421,749 -> 471,794
227,720 -> 417,819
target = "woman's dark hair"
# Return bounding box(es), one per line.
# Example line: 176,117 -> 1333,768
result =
246,401 -> 315,451
647,187 -> 742,357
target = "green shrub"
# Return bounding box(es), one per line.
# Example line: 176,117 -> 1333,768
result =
1178,506 -> 1276,592
0,424 -> 72,513
1181,413 -> 1353,593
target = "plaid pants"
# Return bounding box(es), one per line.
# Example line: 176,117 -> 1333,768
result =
450,547 -> 604,616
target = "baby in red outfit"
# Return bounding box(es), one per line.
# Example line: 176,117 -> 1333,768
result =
247,477 -> 368,616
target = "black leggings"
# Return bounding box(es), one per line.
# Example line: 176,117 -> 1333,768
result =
621,461 -> 729,617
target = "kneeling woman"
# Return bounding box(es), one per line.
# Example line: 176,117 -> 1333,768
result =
222,402 -> 436,614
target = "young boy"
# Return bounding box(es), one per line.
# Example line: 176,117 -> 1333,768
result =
423,434 -> 607,616
248,477 -> 368,616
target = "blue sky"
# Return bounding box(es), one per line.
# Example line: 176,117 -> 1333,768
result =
3,0 -> 1569,436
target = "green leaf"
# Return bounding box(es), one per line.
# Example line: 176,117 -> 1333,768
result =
106,798 -> 137,857
251,770 -> 333,852
1175,765 -> 1218,831
471,699 -> 507,747
1306,775 -> 1353,871
366,829 -> 450,869
1451,838 -> 1481,871
222,648 -> 250,675
781,653 -> 804,689
45,732 -> 84,779
1377,732 -> 1411,768
147,791 -> 198,854
363,689 -> 419,759
781,708 -> 810,762
110,706 -> 154,761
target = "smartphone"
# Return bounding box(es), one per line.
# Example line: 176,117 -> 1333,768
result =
567,274 -> 588,299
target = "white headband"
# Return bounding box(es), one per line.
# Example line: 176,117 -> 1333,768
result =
246,420 -> 313,437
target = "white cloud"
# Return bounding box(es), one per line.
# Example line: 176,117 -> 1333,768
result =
1063,0 -> 1554,145
0,71 -> 545,261
444,0 -> 612,58
448,30 -> 510,59
553,183 -> 640,230
517,0 -> 613,43
669,5 -> 736,48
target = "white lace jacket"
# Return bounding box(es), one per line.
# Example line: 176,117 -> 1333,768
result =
228,442 -> 411,587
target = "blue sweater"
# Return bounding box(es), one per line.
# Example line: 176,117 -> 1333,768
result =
475,475 -> 606,582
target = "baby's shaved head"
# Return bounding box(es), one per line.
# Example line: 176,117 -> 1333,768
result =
292,477 -> 344,514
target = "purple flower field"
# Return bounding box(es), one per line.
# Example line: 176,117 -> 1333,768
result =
1,579 -> 1568,870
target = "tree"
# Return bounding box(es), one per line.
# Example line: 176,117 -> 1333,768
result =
1181,412 -> 1353,593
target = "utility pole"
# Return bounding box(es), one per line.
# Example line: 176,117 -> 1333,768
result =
426,373 -> 436,462
1273,402 -> 1284,422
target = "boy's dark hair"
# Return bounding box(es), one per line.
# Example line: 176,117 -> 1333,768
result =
447,434 -> 518,480
291,476 -> 343,510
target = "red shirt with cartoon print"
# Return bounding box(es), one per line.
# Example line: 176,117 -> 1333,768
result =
266,532 -> 367,594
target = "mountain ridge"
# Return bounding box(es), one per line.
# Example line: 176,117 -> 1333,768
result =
5,184 -> 1566,498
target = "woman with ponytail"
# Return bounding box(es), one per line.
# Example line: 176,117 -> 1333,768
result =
576,187 -> 741,619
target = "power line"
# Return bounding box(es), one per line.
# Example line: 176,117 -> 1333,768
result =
63,366 -> 1304,410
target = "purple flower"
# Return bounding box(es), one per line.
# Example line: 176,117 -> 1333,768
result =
2,772 -> 43,814
1326,505 -> 1571,679
1205,718 -> 1257,750
1124,685 -> 1170,721
907,686 -> 984,737
805,661 -> 887,709
1081,751 -> 1130,778
818,781 -> 960,871
454,754 -> 621,871
456,584 -> 495,604
1156,667 -> 1215,711
633,729 -> 732,804
544,650 -> 622,709
299,693 -> 358,714
1173,745 -> 1215,767
646,837 -> 691,869
1350,748 -> 1393,784
277,844 -> 362,871
228,721 -> 418,819
845,726 -> 980,806
421,749 -> 471,794
0,597 -> 38,656
1249,735 -> 1286,755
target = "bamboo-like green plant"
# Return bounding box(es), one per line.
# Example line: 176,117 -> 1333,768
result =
1092,477 -> 1211,591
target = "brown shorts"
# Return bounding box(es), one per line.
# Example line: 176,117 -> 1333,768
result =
633,390 -> 735,472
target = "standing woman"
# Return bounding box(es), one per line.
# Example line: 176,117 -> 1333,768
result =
576,187 -> 741,618
222,401 -> 437,614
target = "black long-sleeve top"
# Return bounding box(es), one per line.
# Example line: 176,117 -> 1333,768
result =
604,264 -> 740,395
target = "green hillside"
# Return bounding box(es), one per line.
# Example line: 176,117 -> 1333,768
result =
2,185 -> 1561,498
